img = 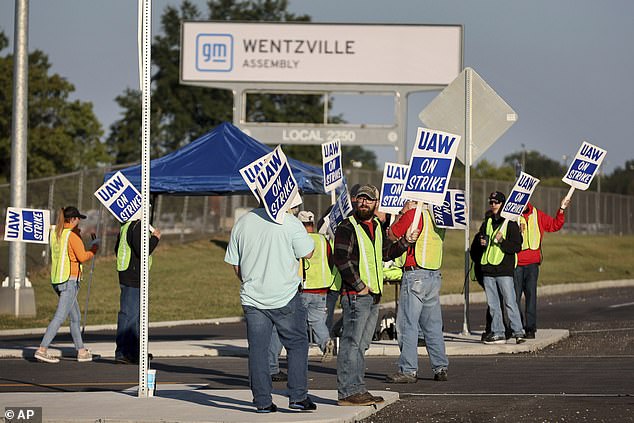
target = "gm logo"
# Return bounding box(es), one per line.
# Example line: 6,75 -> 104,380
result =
196,33 -> 233,72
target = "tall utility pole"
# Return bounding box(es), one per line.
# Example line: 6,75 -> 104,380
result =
0,0 -> 36,317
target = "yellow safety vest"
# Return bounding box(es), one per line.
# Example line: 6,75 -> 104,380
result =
481,219 -> 508,266
117,221 -> 153,271
349,216 -> 384,294
50,228 -> 73,285
413,208 -> 445,270
303,233 -> 334,290
519,209 -> 541,251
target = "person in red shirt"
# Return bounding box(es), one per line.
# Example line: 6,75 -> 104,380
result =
514,197 -> 570,338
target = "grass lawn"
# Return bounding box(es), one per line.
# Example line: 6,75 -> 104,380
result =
1,233 -> 632,330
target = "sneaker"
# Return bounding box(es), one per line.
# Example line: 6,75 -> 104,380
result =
271,371 -> 288,382
337,392 -> 376,406
525,331 -> 536,339
434,368 -> 448,381
362,392 -> 384,403
289,397 -> 317,411
480,332 -> 491,342
256,403 -> 277,413
321,339 -> 335,363
483,334 -> 506,345
385,371 -> 417,383
516,336 -> 527,344
34,350 -> 59,364
77,349 -> 93,362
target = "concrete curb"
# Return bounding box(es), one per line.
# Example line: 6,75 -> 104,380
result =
0,329 -> 569,359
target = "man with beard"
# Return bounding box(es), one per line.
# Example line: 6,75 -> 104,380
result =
333,184 -> 420,406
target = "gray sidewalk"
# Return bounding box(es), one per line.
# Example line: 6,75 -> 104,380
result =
0,387 -> 399,423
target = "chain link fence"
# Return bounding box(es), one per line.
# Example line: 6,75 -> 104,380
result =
1,166 -> 632,276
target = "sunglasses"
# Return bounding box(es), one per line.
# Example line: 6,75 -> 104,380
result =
489,200 -> 501,205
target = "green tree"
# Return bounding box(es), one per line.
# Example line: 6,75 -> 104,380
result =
0,32 -> 106,181
603,160 -> 634,195
107,1 -> 377,169
471,159 -> 515,180
503,150 -> 565,179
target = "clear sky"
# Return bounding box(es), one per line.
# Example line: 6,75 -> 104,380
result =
1,0 -> 632,173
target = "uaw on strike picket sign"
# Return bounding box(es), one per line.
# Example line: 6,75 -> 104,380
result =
94,171 -> 142,222
379,162 -> 409,215
324,188 -> 354,238
254,146 -> 298,224
240,150 -> 302,209
4,207 -> 50,244
322,139 -> 343,192
403,128 -> 461,206
501,172 -> 540,222
562,141 -> 607,191
430,189 -> 467,229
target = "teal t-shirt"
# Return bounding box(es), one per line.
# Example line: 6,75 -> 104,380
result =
224,208 -> 314,309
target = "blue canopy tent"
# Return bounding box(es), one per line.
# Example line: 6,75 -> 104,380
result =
106,122 -> 325,196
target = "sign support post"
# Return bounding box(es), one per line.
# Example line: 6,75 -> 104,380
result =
462,68 -> 473,336
138,0 -> 151,399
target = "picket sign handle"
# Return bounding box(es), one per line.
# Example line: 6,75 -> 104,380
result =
494,219 -> 509,244
564,186 -> 575,202
408,201 -> 424,235
331,190 -> 336,205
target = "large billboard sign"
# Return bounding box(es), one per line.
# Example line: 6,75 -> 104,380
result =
181,22 -> 462,86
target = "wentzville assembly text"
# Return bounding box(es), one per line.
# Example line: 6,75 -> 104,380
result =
241,38 -> 355,69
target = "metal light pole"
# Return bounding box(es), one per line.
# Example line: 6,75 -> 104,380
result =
1,0 -> 36,317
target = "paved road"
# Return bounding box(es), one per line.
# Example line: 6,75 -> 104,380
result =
1,286 -> 633,422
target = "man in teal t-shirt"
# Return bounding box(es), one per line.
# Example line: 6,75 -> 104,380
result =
225,207 -> 315,413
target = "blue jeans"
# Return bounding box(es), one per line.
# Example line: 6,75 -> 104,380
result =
397,269 -> 448,375
326,289 -> 340,337
115,284 -> 140,361
514,264 -> 539,333
40,278 -> 84,350
483,275 -> 525,337
301,292 -> 330,351
337,294 -> 378,399
268,327 -> 282,375
243,293 -> 308,408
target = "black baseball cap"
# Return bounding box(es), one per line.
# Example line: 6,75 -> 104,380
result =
488,191 -> 506,204
63,206 -> 87,219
